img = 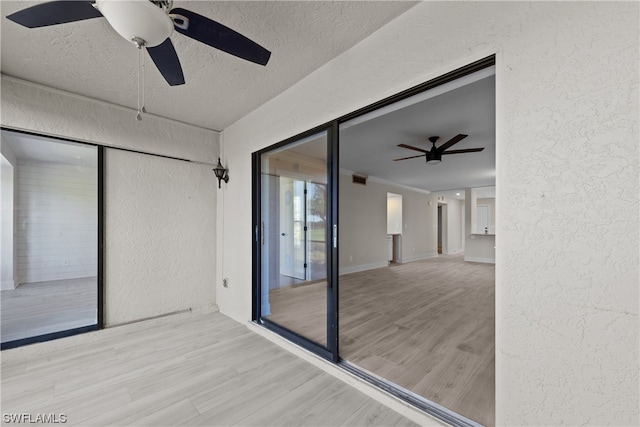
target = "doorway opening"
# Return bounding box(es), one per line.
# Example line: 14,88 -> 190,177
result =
253,56 -> 496,425
338,63 -> 496,425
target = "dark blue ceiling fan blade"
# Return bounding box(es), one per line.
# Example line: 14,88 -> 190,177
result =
170,7 -> 271,66
147,38 -> 185,86
6,1 -> 103,28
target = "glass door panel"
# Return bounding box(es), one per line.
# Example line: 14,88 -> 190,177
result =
259,131 -> 328,347
279,177 -> 306,280
1,130 -> 99,349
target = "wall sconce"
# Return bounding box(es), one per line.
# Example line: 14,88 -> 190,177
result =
213,157 -> 229,188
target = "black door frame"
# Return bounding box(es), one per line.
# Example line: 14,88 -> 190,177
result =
252,122 -> 339,361
0,128 -> 104,350
252,55 -> 495,423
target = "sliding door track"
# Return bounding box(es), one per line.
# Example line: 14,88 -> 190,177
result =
339,361 -> 483,427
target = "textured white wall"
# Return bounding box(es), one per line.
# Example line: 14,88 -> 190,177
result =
219,2 -> 639,425
104,149 -> 216,325
1,77 -> 219,325
1,76 -> 216,163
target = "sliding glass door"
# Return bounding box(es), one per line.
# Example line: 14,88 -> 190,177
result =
252,56 -> 495,426
253,127 -> 336,356
1,129 -> 102,349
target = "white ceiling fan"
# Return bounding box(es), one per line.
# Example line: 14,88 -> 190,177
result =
6,0 -> 272,87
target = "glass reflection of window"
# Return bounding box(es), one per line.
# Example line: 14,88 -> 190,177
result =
258,130 -> 328,346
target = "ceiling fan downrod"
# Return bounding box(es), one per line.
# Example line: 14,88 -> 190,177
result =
136,42 -> 147,121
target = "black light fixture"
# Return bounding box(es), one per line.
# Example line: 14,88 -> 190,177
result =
426,136 -> 442,165
213,157 -> 229,188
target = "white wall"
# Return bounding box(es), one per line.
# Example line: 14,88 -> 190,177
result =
338,173 -> 386,273
1,77 -> 219,325
16,160 -> 97,283
445,198 -> 462,254
339,174 -> 436,275
218,2 -> 639,425
1,141 -> 17,289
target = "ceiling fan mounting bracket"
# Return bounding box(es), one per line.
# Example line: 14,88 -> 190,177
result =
428,136 -> 439,144
131,37 -> 147,49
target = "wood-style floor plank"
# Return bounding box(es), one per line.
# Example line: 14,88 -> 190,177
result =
1,312 -> 419,427
1,277 -> 97,343
267,253 -> 495,426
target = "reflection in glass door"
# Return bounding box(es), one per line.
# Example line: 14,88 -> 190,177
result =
257,130 -> 329,348
1,129 -> 101,349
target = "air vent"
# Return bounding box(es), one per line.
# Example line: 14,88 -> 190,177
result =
352,174 -> 367,186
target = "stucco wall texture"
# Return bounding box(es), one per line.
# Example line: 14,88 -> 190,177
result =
1,76 -> 219,326
219,2 -> 639,425
104,149 -> 216,325
1,1 -> 638,425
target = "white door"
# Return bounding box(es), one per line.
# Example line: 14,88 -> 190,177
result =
280,177 -> 306,280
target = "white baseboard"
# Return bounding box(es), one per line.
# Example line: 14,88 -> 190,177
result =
339,261 -> 389,276
445,248 -> 463,255
464,256 -> 495,264
1,280 -> 16,290
400,252 -> 438,263
339,253 -> 441,275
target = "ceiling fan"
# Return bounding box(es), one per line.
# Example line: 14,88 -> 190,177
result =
393,134 -> 484,165
6,0 -> 272,87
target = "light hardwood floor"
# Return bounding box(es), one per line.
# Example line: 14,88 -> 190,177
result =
268,254 -> 495,426
1,277 -> 97,343
1,312 -> 419,427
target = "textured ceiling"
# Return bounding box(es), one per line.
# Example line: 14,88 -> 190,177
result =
1,0 -> 418,131
340,71 -> 496,193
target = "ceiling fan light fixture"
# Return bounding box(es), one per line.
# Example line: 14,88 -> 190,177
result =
427,158 -> 442,165
96,0 -> 174,48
